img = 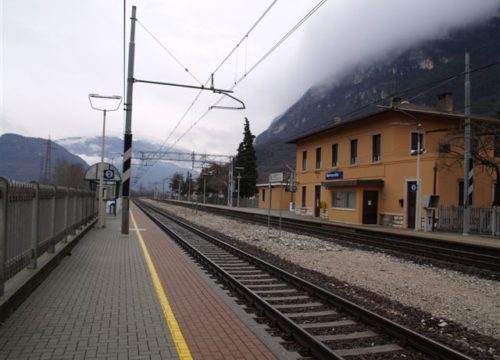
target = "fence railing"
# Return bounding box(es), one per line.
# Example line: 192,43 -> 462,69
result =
0,177 -> 97,295
437,205 -> 500,235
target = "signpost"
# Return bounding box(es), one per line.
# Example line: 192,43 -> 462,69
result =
268,172 -> 284,236
269,172 -> 284,183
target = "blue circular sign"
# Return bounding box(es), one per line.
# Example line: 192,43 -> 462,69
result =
103,169 -> 114,180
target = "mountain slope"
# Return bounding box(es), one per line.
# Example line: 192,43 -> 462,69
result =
56,136 -> 197,190
255,15 -> 500,180
0,133 -> 88,182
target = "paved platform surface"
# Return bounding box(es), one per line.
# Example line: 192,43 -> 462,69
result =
0,215 -> 177,360
130,204 -> 281,360
0,209 -> 285,360
167,200 -> 500,249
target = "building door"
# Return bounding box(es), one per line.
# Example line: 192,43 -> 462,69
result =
407,181 -> 417,228
362,191 -> 378,224
314,185 -> 321,217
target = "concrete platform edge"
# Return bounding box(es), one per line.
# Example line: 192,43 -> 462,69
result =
0,218 -> 97,323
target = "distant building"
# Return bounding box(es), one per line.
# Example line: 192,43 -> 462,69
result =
257,183 -> 292,211
287,94 -> 499,228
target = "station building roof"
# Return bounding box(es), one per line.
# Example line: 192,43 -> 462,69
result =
286,100 -> 499,145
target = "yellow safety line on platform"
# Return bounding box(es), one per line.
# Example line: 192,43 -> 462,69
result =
131,211 -> 193,360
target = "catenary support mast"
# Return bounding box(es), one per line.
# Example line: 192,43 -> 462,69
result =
463,52 -> 472,235
121,6 -> 137,235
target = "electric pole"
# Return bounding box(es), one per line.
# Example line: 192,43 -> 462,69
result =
121,6 -> 136,235
463,52 -> 472,235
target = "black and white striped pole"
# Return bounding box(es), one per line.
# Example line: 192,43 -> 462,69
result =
121,6 -> 136,235
463,52 -> 472,235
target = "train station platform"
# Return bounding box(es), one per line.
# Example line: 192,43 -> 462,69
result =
0,206 -> 295,360
165,200 -> 500,250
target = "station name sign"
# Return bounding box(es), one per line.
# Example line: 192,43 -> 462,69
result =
325,170 -> 343,180
269,172 -> 284,183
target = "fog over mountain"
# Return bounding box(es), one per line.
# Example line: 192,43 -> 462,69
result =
3,1 -> 499,157
254,13 -> 500,180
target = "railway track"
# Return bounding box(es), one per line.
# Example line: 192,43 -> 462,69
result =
156,199 -> 500,274
136,200 -> 474,360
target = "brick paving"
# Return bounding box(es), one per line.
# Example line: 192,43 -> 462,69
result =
131,205 -> 278,360
0,216 -> 178,360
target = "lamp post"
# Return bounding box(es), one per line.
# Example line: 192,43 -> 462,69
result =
203,173 -> 208,204
391,106 -> 424,231
414,123 -> 423,231
235,166 -> 244,207
162,177 -> 170,200
88,94 -> 122,228
202,170 -> 214,204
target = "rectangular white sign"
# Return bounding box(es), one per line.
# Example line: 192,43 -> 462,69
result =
269,172 -> 284,183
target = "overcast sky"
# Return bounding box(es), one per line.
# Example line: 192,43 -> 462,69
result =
1,0 -> 499,156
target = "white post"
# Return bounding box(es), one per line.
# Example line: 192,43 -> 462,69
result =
237,174 -> 241,207
88,94 -> 122,228
415,123 -> 422,231
463,52 -> 472,235
268,182 -> 272,228
99,110 -> 107,228
203,175 -> 207,204
493,206 -> 498,237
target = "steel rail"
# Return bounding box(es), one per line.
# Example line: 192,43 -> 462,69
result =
136,201 -> 343,360
136,200 -> 474,360
158,199 -> 500,273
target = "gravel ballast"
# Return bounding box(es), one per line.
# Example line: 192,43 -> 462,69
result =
144,200 -> 500,357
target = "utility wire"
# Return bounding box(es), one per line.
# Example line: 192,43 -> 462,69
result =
154,0 -> 329,157
283,60 -> 500,140
136,1 -> 278,168
135,0 -> 281,177
211,0 -> 278,76
138,57 -> 500,184
137,19 -> 203,86
236,0 -> 327,86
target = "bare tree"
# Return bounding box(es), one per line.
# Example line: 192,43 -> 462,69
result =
195,162 -> 228,201
52,159 -> 87,188
438,119 -> 500,205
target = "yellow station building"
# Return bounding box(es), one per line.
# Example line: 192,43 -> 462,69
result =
257,183 -> 292,211
286,94 -> 499,228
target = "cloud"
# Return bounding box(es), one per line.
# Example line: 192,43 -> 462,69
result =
285,0 -> 500,92
3,0 -> 499,157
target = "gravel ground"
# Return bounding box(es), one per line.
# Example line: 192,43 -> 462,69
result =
145,200 -> 500,357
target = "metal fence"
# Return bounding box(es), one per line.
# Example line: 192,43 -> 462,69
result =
0,177 -> 97,295
437,205 -> 500,235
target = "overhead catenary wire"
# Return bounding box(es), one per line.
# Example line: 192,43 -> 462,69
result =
137,19 -> 203,86
236,0 -> 327,86
134,16 -> 500,184
151,0 -> 329,158
135,1 -> 284,179
211,0 -> 278,77
136,0 -> 329,183
135,1 -> 280,175
282,60 -> 500,141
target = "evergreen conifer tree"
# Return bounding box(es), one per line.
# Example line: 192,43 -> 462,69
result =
235,117 -> 258,198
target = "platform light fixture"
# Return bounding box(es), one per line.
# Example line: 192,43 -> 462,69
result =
235,166 -> 244,207
88,93 -> 123,229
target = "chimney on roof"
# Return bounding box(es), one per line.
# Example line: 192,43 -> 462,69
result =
437,92 -> 453,112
